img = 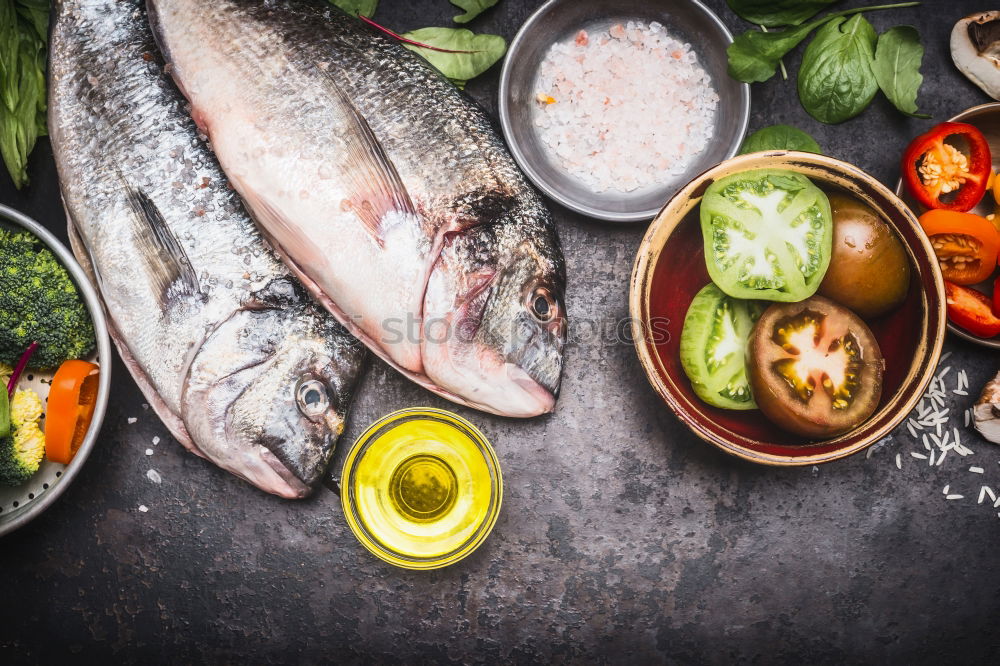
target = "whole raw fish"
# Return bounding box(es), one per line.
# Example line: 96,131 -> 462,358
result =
49,0 -> 366,498
147,0 -> 566,417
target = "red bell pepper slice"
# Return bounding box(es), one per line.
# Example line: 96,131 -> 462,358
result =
945,281 -> 1000,338
902,122 -> 992,212
994,276 -> 1000,317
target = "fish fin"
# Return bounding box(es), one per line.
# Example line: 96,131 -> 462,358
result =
325,74 -> 419,247
121,184 -> 202,303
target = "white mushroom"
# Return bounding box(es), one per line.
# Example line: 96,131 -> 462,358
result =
952,11 -> 1000,100
973,369 -> 1000,444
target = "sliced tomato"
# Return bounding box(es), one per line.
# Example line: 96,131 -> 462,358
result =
747,296 -> 884,439
944,282 -> 1000,338
45,360 -> 100,464
918,209 -> 1000,285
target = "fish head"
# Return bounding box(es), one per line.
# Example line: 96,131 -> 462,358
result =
422,214 -> 566,417
182,286 -> 363,498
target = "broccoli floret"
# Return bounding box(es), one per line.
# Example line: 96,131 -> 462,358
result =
0,422 -> 45,486
0,228 -> 95,369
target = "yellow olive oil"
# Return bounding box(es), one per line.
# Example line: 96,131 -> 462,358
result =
342,409 -> 502,569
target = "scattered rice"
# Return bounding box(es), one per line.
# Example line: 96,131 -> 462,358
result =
533,21 -> 718,193
880,358 -> 999,516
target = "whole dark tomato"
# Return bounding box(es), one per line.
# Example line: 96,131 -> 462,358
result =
818,193 -> 910,318
747,296 -> 885,439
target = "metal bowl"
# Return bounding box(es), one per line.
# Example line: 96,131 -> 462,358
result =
895,102 -> 1000,349
630,152 -> 946,465
0,204 -> 112,537
498,0 -> 749,222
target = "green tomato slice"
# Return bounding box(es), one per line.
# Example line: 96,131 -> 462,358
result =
700,169 -> 833,302
680,283 -> 763,410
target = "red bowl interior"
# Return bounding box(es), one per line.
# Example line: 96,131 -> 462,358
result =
646,187 -> 927,458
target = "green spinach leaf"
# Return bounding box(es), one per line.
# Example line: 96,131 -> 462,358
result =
330,0 -> 378,18
727,2 -> 920,84
739,125 -> 822,154
797,15 -> 878,124
727,18 -> 828,83
0,0 -> 48,189
726,0 -> 837,28
401,27 -> 506,89
872,25 -> 929,118
451,0 -> 498,24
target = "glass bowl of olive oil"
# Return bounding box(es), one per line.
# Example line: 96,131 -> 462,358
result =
341,408 -> 503,569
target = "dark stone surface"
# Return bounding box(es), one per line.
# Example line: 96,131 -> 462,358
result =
2,1 -> 1000,663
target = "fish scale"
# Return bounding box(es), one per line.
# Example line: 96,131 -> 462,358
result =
149,0 -> 567,418
49,0 -> 366,498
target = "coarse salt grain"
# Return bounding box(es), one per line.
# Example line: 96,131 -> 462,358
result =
145,448 -> 154,456
146,469 -> 162,484
138,505 -> 148,513
532,22 -> 718,193
127,417 -> 137,424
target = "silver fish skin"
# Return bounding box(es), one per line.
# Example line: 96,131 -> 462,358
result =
147,0 -> 567,418
49,0 -> 366,498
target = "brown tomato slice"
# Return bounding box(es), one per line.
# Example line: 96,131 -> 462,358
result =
747,296 -> 885,439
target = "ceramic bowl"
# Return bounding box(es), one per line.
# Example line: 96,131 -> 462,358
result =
0,204 -> 112,536
630,152 -> 947,465
498,0 -> 749,222
895,102 -> 1000,349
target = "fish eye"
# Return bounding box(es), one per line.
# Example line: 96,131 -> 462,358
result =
295,378 -> 329,417
528,287 -> 557,323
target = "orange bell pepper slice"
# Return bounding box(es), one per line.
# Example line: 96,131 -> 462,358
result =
45,360 -> 100,464
918,209 -> 1000,285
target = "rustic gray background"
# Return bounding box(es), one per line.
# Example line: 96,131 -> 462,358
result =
2,0 -> 999,663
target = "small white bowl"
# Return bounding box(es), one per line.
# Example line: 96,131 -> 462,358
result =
498,0 -> 750,222
0,204 -> 112,537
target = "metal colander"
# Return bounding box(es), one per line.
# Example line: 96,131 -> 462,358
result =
0,204 -> 112,537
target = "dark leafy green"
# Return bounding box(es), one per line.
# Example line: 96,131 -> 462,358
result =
401,27 -> 506,89
872,25 -> 929,118
330,0 -> 378,18
797,16 -> 879,124
727,2 -> 919,84
726,0 -> 838,27
727,18 -> 829,83
798,15 -> 878,124
739,125 -> 822,154
451,0 -> 498,24
0,0 -> 48,190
